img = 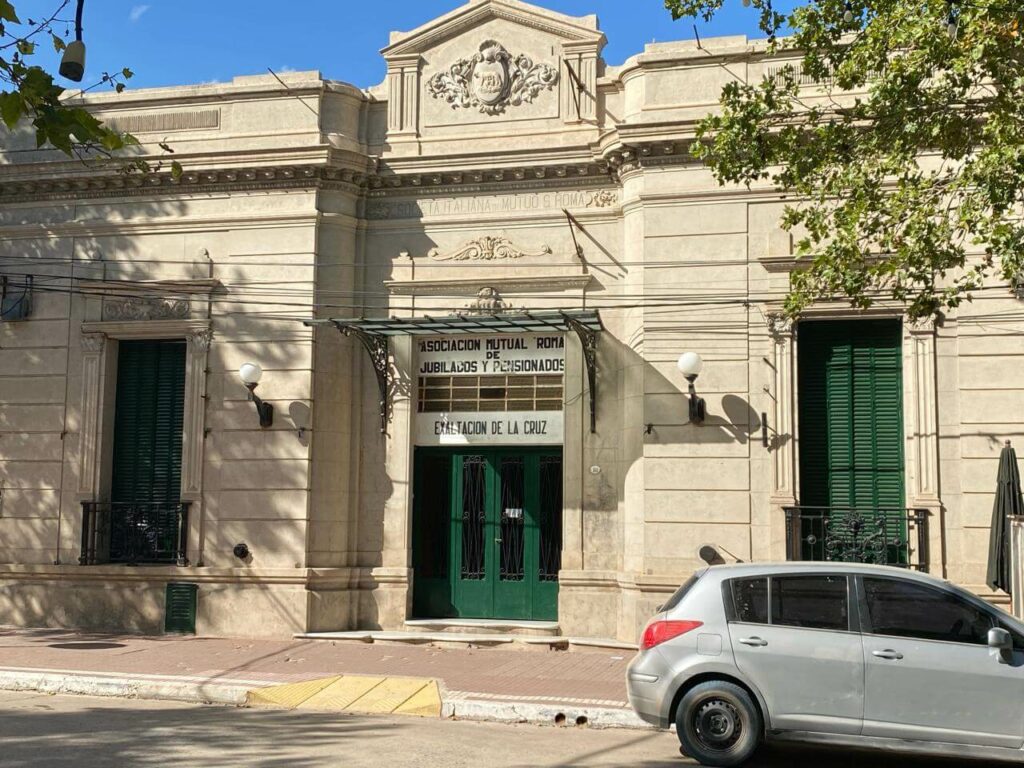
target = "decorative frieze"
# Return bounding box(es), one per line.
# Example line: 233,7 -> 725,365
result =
428,236 -> 551,262
103,109 -> 220,134
103,296 -> 190,322
427,40 -> 559,115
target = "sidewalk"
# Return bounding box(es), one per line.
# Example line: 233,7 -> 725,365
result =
0,627 -> 647,728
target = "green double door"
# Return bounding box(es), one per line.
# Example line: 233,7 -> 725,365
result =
412,449 -> 562,621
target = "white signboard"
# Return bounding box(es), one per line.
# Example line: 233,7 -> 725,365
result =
415,334 -> 565,446
418,411 -> 564,446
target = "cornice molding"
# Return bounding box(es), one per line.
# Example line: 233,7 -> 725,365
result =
383,2 -> 603,58
603,140 -> 697,178
0,158 -> 621,204
78,278 -> 222,296
384,274 -> 591,296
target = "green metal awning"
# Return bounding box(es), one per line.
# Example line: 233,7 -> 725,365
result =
305,309 -> 602,336
305,310 -> 602,434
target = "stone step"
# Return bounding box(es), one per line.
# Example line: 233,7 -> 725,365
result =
403,618 -> 561,637
294,630 -> 637,653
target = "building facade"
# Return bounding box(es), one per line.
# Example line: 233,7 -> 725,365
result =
0,0 -> 1020,641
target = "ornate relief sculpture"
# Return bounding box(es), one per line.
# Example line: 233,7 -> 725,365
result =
427,40 -> 559,115
103,296 -> 190,321
466,287 -> 511,315
428,236 -> 552,262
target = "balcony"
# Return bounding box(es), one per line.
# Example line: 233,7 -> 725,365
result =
784,506 -> 929,570
80,502 -> 190,566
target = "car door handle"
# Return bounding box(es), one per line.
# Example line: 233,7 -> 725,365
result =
872,649 -> 904,660
738,637 -> 768,647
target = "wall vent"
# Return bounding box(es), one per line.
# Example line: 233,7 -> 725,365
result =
164,582 -> 198,634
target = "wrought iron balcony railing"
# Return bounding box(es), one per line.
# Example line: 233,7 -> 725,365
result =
784,506 -> 929,570
80,501 -> 190,566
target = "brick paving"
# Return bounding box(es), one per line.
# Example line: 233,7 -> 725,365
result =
0,627 -> 631,706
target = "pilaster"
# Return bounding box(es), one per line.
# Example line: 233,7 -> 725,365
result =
77,332 -> 107,499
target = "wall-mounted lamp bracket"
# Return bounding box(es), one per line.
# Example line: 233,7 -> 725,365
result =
687,377 -> 706,425
563,313 -> 599,433
339,322 -> 391,434
245,383 -> 274,428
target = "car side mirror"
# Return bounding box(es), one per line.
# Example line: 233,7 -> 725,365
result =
988,627 -> 1013,663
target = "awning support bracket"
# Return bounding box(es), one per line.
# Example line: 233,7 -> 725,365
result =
337,322 -> 390,434
563,313 -> 598,433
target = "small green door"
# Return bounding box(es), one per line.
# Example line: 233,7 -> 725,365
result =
412,448 -> 561,621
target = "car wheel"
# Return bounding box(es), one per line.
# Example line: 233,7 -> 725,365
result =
675,681 -> 762,767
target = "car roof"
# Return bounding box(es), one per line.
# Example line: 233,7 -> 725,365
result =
700,561 -> 946,586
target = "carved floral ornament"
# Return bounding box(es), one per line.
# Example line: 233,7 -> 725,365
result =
427,40 -> 559,115
102,295 -> 190,322
428,236 -> 552,262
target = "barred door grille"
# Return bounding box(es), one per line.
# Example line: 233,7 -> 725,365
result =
539,455 -> 563,582
460,456 -> 487,580
499,457 -> 526,582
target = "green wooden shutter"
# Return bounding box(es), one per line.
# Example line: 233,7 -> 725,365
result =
798,320 -> 904,511
111,340 -> 187,504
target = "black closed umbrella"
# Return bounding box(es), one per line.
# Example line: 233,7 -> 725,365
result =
987,440 -> 1024,594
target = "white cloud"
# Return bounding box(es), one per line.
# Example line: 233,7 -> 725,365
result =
129,5 -> 150,22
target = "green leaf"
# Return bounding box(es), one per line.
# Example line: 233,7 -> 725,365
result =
0,1 -> 19,23
0,90 -> 22,128
15,40 -> 34,57
51,33 -> 65,53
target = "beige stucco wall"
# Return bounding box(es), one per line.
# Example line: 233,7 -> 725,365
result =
0,0 -> 1020,641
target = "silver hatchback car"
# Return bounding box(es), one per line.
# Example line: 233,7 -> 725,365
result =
627,562 -> 1024,766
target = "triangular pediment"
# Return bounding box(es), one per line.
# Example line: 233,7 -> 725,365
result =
381,0 -> 605,57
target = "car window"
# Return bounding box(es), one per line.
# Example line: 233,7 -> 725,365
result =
662,570 -> 705,612
729,577 -> 768,624
863,577 -> 995,645
770,575 -> 849,631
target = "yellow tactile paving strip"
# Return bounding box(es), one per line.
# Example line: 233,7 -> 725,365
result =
246,675 -> 441,718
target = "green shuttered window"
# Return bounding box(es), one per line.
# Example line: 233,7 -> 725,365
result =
111,340 -> 187,504
798,320 -> 905,510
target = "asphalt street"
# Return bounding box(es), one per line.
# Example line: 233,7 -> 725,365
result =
0,690 -> 985,768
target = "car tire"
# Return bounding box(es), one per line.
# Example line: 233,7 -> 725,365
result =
675,680 -> 762,767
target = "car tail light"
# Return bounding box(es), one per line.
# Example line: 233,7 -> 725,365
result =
640,620 -> 703,650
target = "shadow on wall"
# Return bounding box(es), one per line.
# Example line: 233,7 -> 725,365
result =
0,174 -> 327,637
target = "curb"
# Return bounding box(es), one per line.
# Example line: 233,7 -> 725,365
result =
0,669 -> 251,706
443,698 -> 654,730
0,668 -> 654,731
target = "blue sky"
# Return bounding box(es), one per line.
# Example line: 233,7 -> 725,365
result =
22,0 -> 786,92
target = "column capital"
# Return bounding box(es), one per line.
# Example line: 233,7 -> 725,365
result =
906,315 -> 937,334
80,332 -> 106,354
186,327 -> 214,352
766,312 -> 794,340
